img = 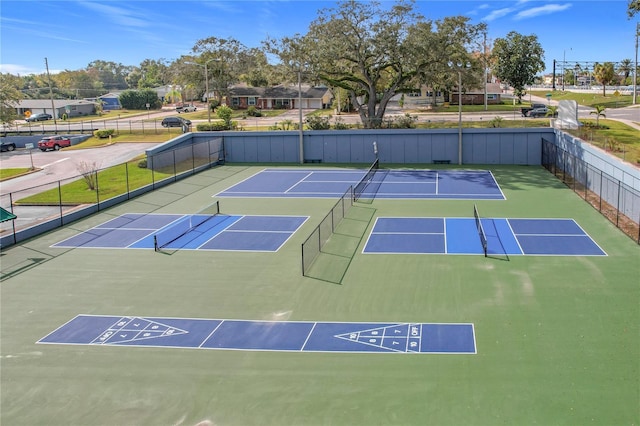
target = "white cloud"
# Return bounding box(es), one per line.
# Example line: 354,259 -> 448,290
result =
0,64 -> 44,75
78,2 -> 150,28
482,7 -> 516,22
515,3 -> 573,20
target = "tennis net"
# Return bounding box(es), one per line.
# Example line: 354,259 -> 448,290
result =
353,158 -> 379,202
154,201 -> 220,251
473,204 -> 488,257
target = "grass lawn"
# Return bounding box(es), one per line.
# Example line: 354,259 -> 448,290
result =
0,168 -> 33,181
529,90 -> 636,109
14,158 -> 169,205
65,132 -> 179,150
564,118 -> 640,164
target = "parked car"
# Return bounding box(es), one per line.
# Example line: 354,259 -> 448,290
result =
38,135 -> 72,151
0,141 -> 16,152
161,117 -> 191,128
176,104 -> 197,113
25,113 -> 53,122
520,103 -> 546,117
528,106 -> 557,118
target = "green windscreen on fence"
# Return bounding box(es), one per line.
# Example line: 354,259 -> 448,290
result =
0,207 -> 17,223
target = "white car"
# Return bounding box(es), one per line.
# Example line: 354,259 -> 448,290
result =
177,105 -> 197,113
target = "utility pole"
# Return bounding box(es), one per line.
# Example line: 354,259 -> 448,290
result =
45,58 -> 57,125
298,69 -> 304,164
483,31 -> 488,111
634,22 -> 639,105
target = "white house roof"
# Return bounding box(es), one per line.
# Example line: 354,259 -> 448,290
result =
17,99 -> 97,109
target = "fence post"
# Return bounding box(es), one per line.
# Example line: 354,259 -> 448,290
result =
9,193 -> 16,245
125,162 -> 130,199
599,171 -> 603,212
57,181 -> 63,226
192,143 -> 195,174
173,151 -> 177,180
616,181 -> 621,227
95,169 -> 100,209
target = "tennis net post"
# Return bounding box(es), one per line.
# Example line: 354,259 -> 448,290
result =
353,158 -> 379,202
474,204 -> 488,257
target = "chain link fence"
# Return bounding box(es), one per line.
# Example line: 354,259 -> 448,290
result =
1,137 -> 224,247
542,139 -> 640,244
301,187 -> 354,276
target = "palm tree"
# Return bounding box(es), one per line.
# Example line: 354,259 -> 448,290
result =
617,59 -> 633,85
590,105 -> 606,127
593,62 -> 616,96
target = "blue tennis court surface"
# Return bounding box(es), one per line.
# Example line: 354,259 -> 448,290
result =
37,315 -> 477,354
52,213 -> 308,252
216,169 -> 504,200
364,217 -> 607,256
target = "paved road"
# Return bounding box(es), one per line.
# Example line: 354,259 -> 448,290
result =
1,143 -> 158,195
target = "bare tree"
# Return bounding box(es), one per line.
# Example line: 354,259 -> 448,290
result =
77,161 -> 101,191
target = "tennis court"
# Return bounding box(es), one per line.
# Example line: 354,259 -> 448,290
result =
363,217 -> 606,256
1,163 -> 638,426
51,211 -> 308,252
216,167 -> 505,199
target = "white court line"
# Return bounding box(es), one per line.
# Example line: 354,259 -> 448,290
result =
300,322 -> 318,351
41,157 -> 70,168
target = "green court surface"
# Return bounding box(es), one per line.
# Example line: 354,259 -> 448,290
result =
1,164 -> 638,426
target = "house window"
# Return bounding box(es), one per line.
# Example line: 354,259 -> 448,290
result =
248,97 -> 256,106
487,94 -> 497,100
232,97 -> 239,107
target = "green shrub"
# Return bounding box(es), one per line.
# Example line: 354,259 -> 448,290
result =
389,113 -> 418,129
306,115 -> 331,130
489,116 -> 504,128
333,117 -> 350,130
247,106 -> 262,117
95,129 -> 116,138
137,158 -> 147,168
196,122 -> 228,131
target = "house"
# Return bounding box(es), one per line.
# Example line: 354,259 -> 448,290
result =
150,85 -> 183,103
98,93 -> 122,110
219,84 -> 333,110
14,99 -> 97,119
401,83 -> 504,107
223,84 -> 263,109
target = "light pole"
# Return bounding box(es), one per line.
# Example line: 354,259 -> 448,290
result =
186,58 -> 217,123
458,69 -> 463,165
298,69 -> 304,164
634,22 -> 638,105
562,48 -> 571,91
451,61 -> 469,165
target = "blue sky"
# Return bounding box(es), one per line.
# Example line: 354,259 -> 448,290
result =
0,0 -> 637,77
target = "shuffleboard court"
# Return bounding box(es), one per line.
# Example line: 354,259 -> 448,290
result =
216,168 -> 505,199
37,315 -> 477,354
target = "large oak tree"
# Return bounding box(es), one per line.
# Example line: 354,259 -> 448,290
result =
266,0 -> 484,128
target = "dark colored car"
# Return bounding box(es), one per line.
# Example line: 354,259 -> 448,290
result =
161,117 -> 191,128
26,113 -> 53,122
528,107 -> 557,118
521,103 -> 546,117
38,135 -> 72,151
1,141 -> 16,152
